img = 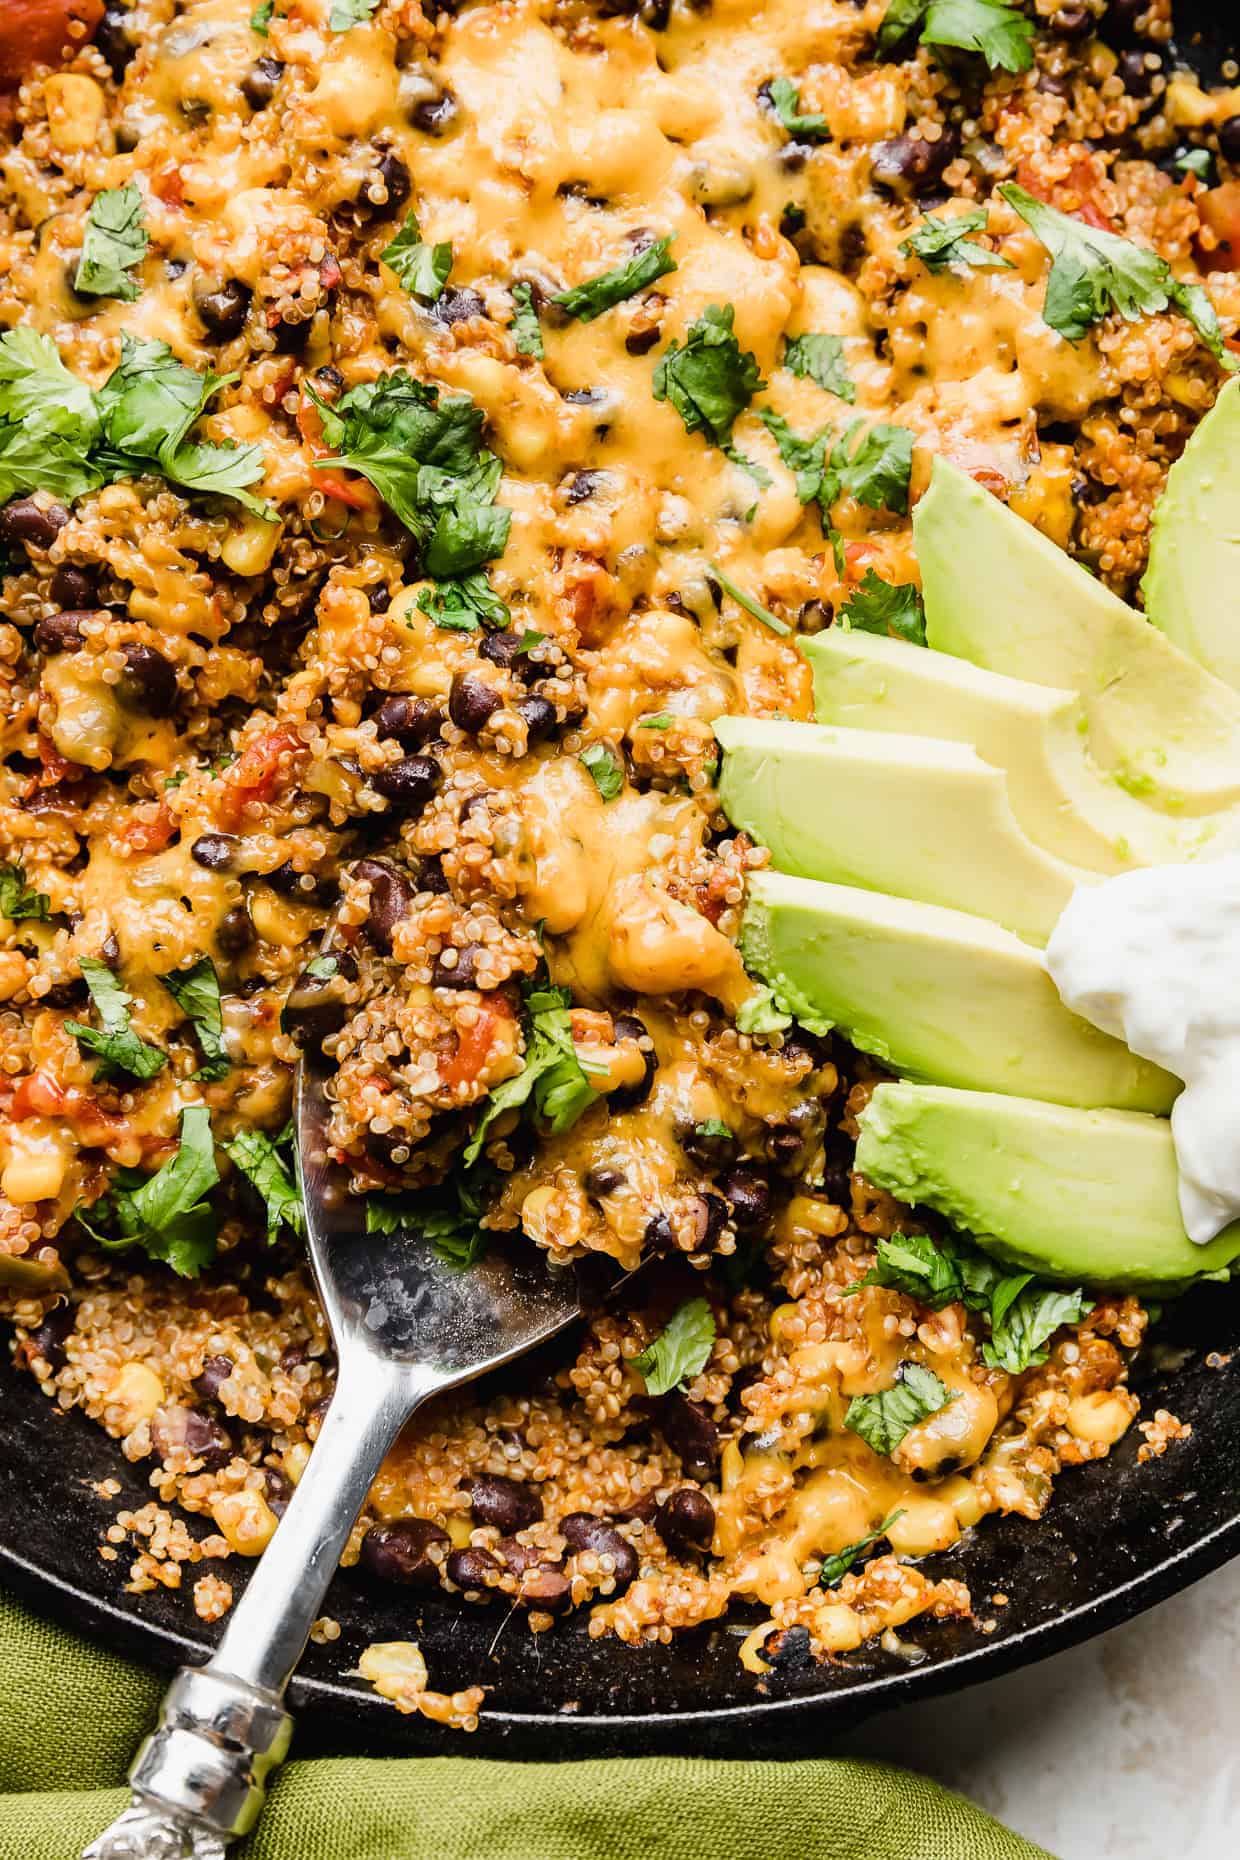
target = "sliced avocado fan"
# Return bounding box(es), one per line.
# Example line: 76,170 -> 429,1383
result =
741,871 -> 1178,1115
916,456 -> 1240,817
1144,376 -> 1240,693
856,1082 -> 1240,1292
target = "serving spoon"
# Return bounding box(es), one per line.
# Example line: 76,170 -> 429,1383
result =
84,1010 -> 590,1860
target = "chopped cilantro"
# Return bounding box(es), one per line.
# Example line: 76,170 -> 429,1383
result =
75,184 -> 148,303
554,236 -> 677,322
0,863 -> 51,922
1000,182 -> 1239,371
756,408 -> 830,505
762,77 -> 829,143
845,1361 -> 957,1457
161,957 -> 230,1082
309,371 -> 511,571
708,563 -> 791,637
820,1510 -> 905,1587
417,572 -> 510,632
840,568 -> 926,645
510,282 -> 544,358
367,1173 -> 491,1269
633,1297 -> 716,1397
65,958 -> 167,1083
463,982 -> 601,1165
225,1127 -> 304,1240
900,207 -> 1011,273
380,214 -> 453,303
695,1118 -> 734,1141
652,304 -> 765,448
82,1106 -> 219,1277
783,331 -> 856,402
637,712 -> 674,730
725,445 -> 775,495
580,741 -> 625,800
825,419 -> 915,515
878,0 -> 1035,73
251,0 -> 273,30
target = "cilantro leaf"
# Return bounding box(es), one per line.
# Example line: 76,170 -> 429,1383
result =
0,330 -> 102,503
161,957 -> 230,1081
756,408 -> 830,504
554,236 -> 677,322
820,1509 -> 904,1587
876,0 -> 930,54
1001,182 -> 1239,371
381,215 -> 453,303
463,984 -> 599,1165
708,563 -> 792,637
251,0 -> 273,31
847,1230 -> 965,1306
329,0 -> 379,28
580,741 -> 624,801
653,304 -> 765,447
86,1106 -> 220,1277
65,958 -> 167,1083
0,862 -> 51,922
900,207 -> 1011,273
783,332 -> 855,402
845,1361 -> 957,1456
75,184 -> 148,302
725,445 -> 774,497
510,282 -> 544,358
983,1282 -> 1088,1374
95,336 -> 272,514
634,1297 -> 716,1396
425,501 -> 511,579
824,420 -> 914,515
763,76 -> 829,143
919,0 -> 1035,72
840,568 -> 926,646
225,1127 -> 304,1240
417,572 -> 510,632
367,1174 -> 491,1269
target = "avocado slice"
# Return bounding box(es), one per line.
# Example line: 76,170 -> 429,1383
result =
1144,377 -> 1240,692
856,1082 -> 1240,1291
805,628 -> 1240,873
714,715 -> 1090,945
916,457 -> 1240,815
742,871 -> 1178,1114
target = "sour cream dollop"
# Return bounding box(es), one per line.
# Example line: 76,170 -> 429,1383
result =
1045,857 -> 1240,1245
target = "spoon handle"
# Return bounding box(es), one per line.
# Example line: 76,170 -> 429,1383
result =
82,1352 -> 440,1859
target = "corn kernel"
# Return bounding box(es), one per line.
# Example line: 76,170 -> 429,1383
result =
212,1489 -> 279,1556
108,1362 -> 164,1432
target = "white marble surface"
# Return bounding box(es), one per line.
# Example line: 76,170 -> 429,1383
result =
836,1555 -> 1240,1858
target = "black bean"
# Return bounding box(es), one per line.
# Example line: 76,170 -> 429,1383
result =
625,321 -> 662,356
358,149 -> 410,217
411,88 -> 460,136
871,130 -> 959,196
600,0 -> 671,23
513,1564 -> 572,1613
117,643 -> 177,717
373,693 -> 443,746
495,1537 -> 562,1579
191,832 -> 239,872
431,941 -> 481,990
608,1012 -> 657,1112
194,278 -> 251,341
264,1467 -> 293,1518
185,1411 -> 232,1470
435,287 -> 486,326
29,1298 -> 74,1372
280,947 -> 356,1043
355,856 -> 413,953
445,1545 -> 502,1594
49,565 -> 97,609
96,2 -> 138,79
1221,118 -> 1240,166
192,1354 -> 234,1402
643,1213 -> 676,1254
1050,4 -> 1091,36
1105,0 -> 1149,40
0,497 -> 70,552
763,1623 -> 814,1671
675,1118 -> 737,1171
449,671 -> 502,734
657,1486 -> 715,1554
216,903 -> 255,959
560,1513 -> 638,1592
566,469 -> 606,505
34,610 -> 88,654
241,56 -> 284,110
416,854 -> 450,895
660,1396 -> 720,1481
1117,48 -> 1155,96
688,1193 -> 730,1250
272,316 -> 311,354
721,1168 -> 771,1233
367,581 -> 392,614
464,1473 -> 541,1533
372,753 -> 440,813
359,1518 -> 450,1588
517,694 -> 557,745
584,1164 -> 626,1198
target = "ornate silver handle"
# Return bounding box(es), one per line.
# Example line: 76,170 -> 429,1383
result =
83,1351 -> 441,1859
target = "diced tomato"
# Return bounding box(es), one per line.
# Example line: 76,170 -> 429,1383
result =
295,395 -> 377,512
1197,183 -> 1240,274
9,1072 -> 66,1120
1014,158 -> 1113,233
115,804 -> 177,857
216,727 -> 305,829
35,734 -> 76,785
152,167 -> 184,209
439,1001 -> 513,1093
842,539 -> 878,583
0,0 -> 102,86
319,253 -> 343,292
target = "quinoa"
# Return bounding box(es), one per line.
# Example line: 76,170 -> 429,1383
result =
0,0 -> 1227,1707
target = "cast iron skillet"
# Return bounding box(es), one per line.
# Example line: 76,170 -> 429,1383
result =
2,2 -> 1239,1761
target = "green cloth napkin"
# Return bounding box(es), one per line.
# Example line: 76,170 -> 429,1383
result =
0,1590 -> 1053,1860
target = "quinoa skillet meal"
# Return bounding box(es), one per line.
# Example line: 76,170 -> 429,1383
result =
3,0 -> 1240,1726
